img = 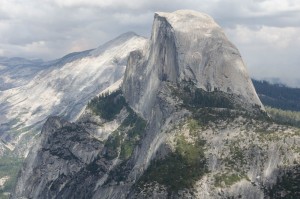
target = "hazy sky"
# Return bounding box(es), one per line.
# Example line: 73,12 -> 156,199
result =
0,0 -> 299,86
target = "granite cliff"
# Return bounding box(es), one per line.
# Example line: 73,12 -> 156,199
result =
12,10 -> 300,199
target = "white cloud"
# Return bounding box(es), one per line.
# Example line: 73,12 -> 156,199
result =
258,0 -> 300,13
0,0 -> 299,86
226,25 -> 300,48
224,25 -> 300,85
113,12 -> 153,26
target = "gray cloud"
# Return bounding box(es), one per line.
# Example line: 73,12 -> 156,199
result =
0,0 -> 299,86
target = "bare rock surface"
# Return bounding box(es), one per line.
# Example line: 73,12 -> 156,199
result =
12,10 -> 300,199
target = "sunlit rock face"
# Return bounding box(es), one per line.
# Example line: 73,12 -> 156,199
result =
0,32 -> 147,157
13,10 -> 300,199
123,10 -> 263,119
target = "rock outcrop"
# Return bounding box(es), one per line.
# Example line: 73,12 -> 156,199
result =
123,10 -> 263,119
13,116 -> 107,198
12,10 -> 300,199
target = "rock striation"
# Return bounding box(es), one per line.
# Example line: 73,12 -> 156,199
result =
123,10 -> 263,119
12,10 -> 300,199
13,116 -> 107,198
0,32 -> 147,157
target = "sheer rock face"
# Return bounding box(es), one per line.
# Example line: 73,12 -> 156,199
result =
123,10 -> 263,119
13,10 -> 300,199
13,116 -> 109,199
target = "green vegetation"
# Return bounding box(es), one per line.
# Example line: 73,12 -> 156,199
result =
168,80 -> 269,126
266,165 -> 300,198
87,90 -> 126,121
186,88 -> 234,109
222,140 -> 247,170
138,135 -> 207,192
105,160 -> 131,184
176,135 -> 206,165
192,108 -> 236,124
104,132 -> 122,160
104,107 -> 146,184
171,80 -> 234,110
252,79 -> 300,112
229,145 -> 246,165
214,173 -> 248,187
88,89 -> 147,161
120,142 -> 133,160
0,156 -> 23,198
119,110 -> 146,160
170,80 -> 269,123
104,106 -> 146,160
188,119 -> 201,133
256,130 -> 281,142
266,106 -> 300,128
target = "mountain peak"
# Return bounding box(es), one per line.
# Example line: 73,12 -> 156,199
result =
12,11 -> 299,199
155,10 -> 218,30
123,10 -> 264,119
90,31 -> 142,56
117,31 -> 139,38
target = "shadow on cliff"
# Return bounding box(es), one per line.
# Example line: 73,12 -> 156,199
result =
264,164 -> 300,198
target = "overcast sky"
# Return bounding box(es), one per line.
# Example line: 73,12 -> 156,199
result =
0,0 -> 299,86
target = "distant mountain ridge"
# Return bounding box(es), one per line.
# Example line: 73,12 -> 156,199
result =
0,57 -> 45,91
13,10 -> 300,199
252,79 -> 300,111
0,32 -> 147,157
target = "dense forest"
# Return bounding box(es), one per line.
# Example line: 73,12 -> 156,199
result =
266,106 -> 300,128
252,79 -> 300,112
252,79 -> 300,127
